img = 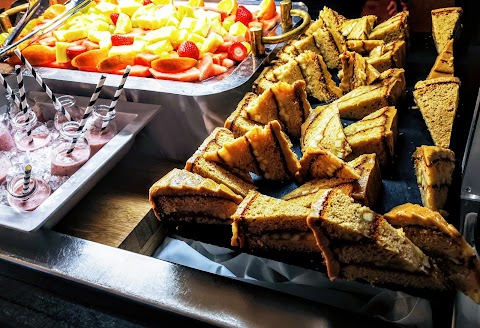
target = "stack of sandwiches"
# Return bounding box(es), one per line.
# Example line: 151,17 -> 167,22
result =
148,6 -> 478,304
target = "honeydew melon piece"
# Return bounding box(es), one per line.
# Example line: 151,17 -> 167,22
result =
193,8 -> 206,19
132,40 -> 147,53
132,3 -> 155,19
95,2 -> 120,15
166,16 -> 180,27
108,44 -> 144,57
56,41 -> 74,63
155,4 -> 176,21
88,30 -> 111,43
205,10 -> 221,22
179,17 -> 197,31
172,29 -> 189,48
119,0 -> 142,17
99,38 -> 113,49
145,39 -> 173,55
229,21 -> 248,37
222,17 -> 235,31
114,13 -> 133,34
187,33 -> 205,50
202,32 -> 223,53
53,29 -> 88,42
136,15 -> 162,30
193,15 -> 210,37
176,5 -> 195,21
144,26 -> 179,44
210,19 -> 227,36
92,20 -> 111,32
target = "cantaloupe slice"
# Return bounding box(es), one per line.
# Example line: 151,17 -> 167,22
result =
21,45 -> 56,65
97,53 -> 136,72
71,48 -> 109,70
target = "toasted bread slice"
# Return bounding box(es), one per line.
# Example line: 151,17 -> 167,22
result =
412,145 -> 455,211
431,7 -> 462,54
427,39 -> 454,79
413,77 -> 460,148
385,203 -> 480,303
301,104 -> 352,159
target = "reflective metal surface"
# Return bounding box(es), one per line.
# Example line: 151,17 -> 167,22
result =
11,1 -> 307,97
0,228 -> 391,327
0,95 -> 159,232
462,87 -> 480,201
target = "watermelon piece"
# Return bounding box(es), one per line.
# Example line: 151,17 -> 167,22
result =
212,63 -> 228,75
260,12 -> 280,32
221,58 -> 235,68
149,67 -> 200,82
216,41 -> 233,53
197,55 -> 214,81
114,65 -> 151,77
43,61 -> 75,69
223,34 -> 246,43
38,35 -> 57,47
135,52 -> 159,67
82,39 -> 100,51
212,52 -> 228,65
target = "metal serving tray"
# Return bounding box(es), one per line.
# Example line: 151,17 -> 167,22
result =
0,95 -> 159,232
14,1 -> 308,97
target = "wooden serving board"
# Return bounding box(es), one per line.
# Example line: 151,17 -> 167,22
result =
54,146 -> 184,256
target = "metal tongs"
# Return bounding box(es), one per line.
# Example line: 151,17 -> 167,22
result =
0,0 -> 92,57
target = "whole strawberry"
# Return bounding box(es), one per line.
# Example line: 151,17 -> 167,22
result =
235,6 -> 253,27
177,41 -> 200,60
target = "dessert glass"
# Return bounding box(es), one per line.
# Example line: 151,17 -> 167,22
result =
51,121 -> 90,177
54,95 -> 84,131
0,152 -> 11,185
6,171 -> 51,211
10,111 -> 52,152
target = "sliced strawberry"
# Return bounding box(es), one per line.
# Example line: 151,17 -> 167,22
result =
111,34 -> 134,46
235,6 -> 253,27
177,41 -> 200,60
143,0 -> 152,5
110,13 -> 119,25
66,45 -> 88,59
149,67 -> 201,82
228,42 -> 248,62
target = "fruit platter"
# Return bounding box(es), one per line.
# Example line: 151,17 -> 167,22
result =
1,0 -> 309,96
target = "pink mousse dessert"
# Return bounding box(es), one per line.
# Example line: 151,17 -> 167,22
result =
0,153 -> 11,184
85,129 -> 115,157
51,146 -> 90,177
7,176 -> 51,211
0,124 -> 15,151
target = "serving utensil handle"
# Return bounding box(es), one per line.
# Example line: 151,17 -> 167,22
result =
250,0 -> 311,56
